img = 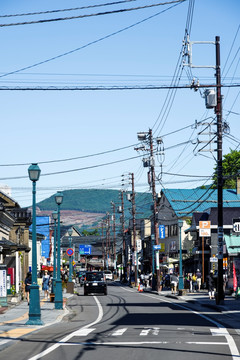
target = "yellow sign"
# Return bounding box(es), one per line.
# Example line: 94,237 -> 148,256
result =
160,243 -> 165,252
72,261 -> 76,266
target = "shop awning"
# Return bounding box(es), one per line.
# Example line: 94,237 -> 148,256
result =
224,234 -> 240,255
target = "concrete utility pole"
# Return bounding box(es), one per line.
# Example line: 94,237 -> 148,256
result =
149,129 -> 160,292
111,201 -> 116,269
129,173 -> 137,287
215,35 -> 224,305
119,190 -> 126,281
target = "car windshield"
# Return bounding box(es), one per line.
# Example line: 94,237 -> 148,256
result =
86,272 -> 104,281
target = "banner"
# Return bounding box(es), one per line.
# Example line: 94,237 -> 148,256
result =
233,262 -> 237,292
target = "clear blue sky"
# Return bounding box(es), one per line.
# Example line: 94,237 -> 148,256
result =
0,0 -> 239,209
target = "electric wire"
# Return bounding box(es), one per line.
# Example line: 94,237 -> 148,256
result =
0,1 -> 186,27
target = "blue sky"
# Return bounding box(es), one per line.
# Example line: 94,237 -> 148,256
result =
0,0 -> 239,210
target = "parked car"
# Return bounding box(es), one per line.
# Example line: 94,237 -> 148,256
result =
84,271 -> 107,296
104,270 -> 113,281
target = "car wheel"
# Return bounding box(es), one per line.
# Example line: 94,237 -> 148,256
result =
84,291 -> 88,296
104,289 -> 107,296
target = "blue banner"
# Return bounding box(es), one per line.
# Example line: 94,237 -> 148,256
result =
159,225 -> 165,239
30,216 -> 50,258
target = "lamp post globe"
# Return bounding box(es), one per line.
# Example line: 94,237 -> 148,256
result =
52,211 -> 58,294
178,219 -> 184,293
55,192 -> 63,309
26,163 -> 43,325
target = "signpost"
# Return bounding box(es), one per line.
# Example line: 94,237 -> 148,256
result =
159,225 -> 165,239
0,265 -> 7,307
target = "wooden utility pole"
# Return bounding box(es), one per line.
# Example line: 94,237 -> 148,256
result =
120,190 -> 126,281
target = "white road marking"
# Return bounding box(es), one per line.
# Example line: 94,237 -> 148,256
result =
28,296 -> 103,360
140,327 -> 160,336
72,328 -> 95,336
121,288 -> 240,360
112,328 -> 128,336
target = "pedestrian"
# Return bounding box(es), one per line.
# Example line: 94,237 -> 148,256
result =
42,270 -> 51,300
188,273 -> 193,293
207,270 -> 215,299
192,273 -> 197,292
24,271 -> 32,305
140,272 -> 145,285
170,273 -> 179,295
196,269 -> 202,291
159,272 -> 163,292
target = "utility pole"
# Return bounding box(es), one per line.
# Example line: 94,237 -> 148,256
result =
136,130 -> 161,292
149,129 -> 160,292
101,221 -> 105,269
119,189 -> 126,282
111,201 -> 116,270
106,213 -> 110,270
127,173 -> 137,287
215,35 -> 224,305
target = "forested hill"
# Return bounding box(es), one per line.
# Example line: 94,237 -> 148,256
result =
37,189 -> 152,216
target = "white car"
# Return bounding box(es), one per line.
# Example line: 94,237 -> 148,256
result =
104,270 -> 113,281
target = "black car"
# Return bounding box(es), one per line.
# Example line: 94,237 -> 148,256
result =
84,271 -> 107,296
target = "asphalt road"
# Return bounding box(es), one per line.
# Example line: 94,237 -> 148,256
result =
1,283 -> 240,360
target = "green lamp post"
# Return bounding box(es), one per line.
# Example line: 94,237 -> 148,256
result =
26,163 -> 43,325
68,228 -> 73,282
54,192 -> 63,309
52,211 -> 58,294
178,219 -> 184,294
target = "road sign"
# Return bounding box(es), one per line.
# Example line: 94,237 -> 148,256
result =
153,245 -> 161,250
66,248 -> 74,256
210,257 -> 218,263
79,245 -> 92,255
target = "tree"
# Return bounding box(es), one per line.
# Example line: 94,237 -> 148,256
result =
213,149 -> 240,189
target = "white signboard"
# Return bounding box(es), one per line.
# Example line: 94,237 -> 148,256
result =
0,268 -> 7,297
199,221 -> 211,237
210,257 -> 218,263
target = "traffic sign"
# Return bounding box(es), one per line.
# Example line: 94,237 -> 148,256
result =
210,257 -> 218,263
79,244 -> 92,255
153,245 -> 161,250
159,225 -> 165,239
66,248 -> 74,256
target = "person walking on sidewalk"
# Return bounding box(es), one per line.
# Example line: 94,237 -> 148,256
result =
42,270 -> 51,300
170,273 -> 179,295
196,269 -> 202,291
207,270 -> 215,299
24,271 -> 32,305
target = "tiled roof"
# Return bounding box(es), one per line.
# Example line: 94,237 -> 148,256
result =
162,188 -> 240,217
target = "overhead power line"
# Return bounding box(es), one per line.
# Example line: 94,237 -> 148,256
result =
0,1 -> 186,27
0,1 -> 138,18
0,83 -> 238,90
0,3 -> 183,79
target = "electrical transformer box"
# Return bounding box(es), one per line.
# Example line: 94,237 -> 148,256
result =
205,89 -> 217,109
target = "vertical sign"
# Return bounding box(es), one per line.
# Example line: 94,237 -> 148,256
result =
199,221 -> 211,237
159,225 -> 165,239
0,265 -> 7,306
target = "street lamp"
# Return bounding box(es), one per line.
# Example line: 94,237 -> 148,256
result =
52,211 -> 58,294
68,228 -> 73,282
55,191 -> 63,309
178,219 -> 184,294
26,163 -> 43,325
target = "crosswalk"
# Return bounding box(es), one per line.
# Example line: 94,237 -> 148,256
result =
73,327 -> 223,339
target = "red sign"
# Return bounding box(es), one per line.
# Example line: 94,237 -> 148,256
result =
233,262 -> 237,292
66,248 -> 74,256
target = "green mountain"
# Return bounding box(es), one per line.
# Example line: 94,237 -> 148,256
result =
37,188 -> 152,217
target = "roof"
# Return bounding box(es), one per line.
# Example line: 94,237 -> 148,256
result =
224,234 -> 240,255
162,188 -> 240,218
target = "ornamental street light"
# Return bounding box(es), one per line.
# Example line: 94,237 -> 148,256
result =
68,228 -> 73,282
178,219 -> 184,294
52,211 -> 58,294
26,163 -> 43,325
55,192 -> 63,309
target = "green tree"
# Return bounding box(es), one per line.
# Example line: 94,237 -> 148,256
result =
213,149 -> 240,189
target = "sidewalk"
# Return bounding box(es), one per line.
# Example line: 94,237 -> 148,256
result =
0,290 -> 73,352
